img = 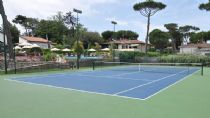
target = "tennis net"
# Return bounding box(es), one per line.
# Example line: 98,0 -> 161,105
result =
93,61 -> 202,74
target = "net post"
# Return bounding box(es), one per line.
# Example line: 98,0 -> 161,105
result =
187,63 -> 190,74
201,62 -> 204,76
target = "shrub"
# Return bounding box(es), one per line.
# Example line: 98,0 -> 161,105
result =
160,54 -> 210,63
43,52 -> 57,61
118,51 -> 161,62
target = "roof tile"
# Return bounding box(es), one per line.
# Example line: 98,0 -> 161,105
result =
22,36 -> 50,43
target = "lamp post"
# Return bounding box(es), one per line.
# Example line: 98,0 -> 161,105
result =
73,8 -> 82,69
0,14 -> 7,74
111,21 -> 117,61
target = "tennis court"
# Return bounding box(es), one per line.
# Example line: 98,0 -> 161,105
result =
8,62 -> 201,100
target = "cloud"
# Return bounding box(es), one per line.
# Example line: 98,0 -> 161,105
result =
3,0 -> 119,20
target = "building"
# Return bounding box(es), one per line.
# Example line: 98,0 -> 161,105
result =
179,43 -> 210,56
110,39 -> 151,52
19,36 -> 51,49
0,31 -> 7,44
0,31 -> 7,53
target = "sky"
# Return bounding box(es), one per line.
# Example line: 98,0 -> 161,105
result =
2,0 -> 210,41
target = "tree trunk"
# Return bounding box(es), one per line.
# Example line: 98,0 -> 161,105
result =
145,15 -> 151,54
0,0 -> 13,59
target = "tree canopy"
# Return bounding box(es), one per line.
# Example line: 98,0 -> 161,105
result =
13,15 -> 39,36
10,24 -> 20,43
80,31 -> 103,49
190,31 -> 210,43
164,23 -> 182,50
133,0 -> 166,16
101,30 -> 139,41
133,0 -> 166,53
199,0 -> 210,11
101,30 -> 114,41
34,19 -> 68,44
149,29 -> 169,50
116,30 -> 139,40
179,25 -> 200,43
73,40 -> 84,57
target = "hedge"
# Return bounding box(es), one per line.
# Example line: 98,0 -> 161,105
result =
159,54 -> 210,63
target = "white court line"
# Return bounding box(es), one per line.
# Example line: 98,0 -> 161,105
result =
5,79 -> 145,101
113,69 -> 188,95
112,71 -> 142,76
76,74 -> 151,82
142,69 -> 201,100
4,69 -> 200,101
10,70 -> 95,80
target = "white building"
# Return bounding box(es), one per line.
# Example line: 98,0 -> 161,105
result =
19,36 -> 51,49
180,44 -> 210,56
110,39 -> 152,52
0,31 -> 7,44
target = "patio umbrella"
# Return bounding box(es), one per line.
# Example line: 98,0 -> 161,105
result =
88,49 -> 96,52
14,46 -> 22,50
51,48 -> 60,51
101,48 -> 110,51
62,48 -> 72,52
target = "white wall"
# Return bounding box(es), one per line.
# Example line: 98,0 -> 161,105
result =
180,47 -> 198,54
0,32 -> 7,44
19,37 -> 28,43
19,37 -> 50,49
30,42 -> 49,49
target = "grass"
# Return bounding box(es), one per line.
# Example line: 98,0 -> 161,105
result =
0,68 -> 210,118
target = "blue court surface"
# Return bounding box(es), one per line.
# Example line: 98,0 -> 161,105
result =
9,66 -> 199,100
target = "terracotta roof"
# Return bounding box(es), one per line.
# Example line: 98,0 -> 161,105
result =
110,39 -> 145,44
22,36 -> 50,43
180,43 -> 210,48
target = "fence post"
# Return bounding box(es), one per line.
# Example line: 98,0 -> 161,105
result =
93,61 -> 95,70
201,62 -> 204,76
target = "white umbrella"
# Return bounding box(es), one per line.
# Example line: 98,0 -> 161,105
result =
101,48 -> 110,51
51,48 -> 60,51
31,44 -> 40,48
88,49 -> 96,52
62,48 -> 72,52
14,46 -> 22,50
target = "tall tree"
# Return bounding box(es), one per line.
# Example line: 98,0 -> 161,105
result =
34,20 -> 68,44
133,0 -> 166,53
164,23 -> 182,51
190,32 -> 204,44
0,0 -> 13,58
26,18 -> 39,36
10,24 -> 20,44
149,29 -> 169,50
63,11 -> 76,29
80,31 -> 103,49
13,15 -> 38,36
179,25 -> 200,44
199,0 -> 210,11
101,30 -> 114,41
63,11 -> 76,46
73,40 -> 84,58
12,15 -> 27,34
116,30 -> 139,40
102,30 -> 139,41
51,11 -> 64,23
